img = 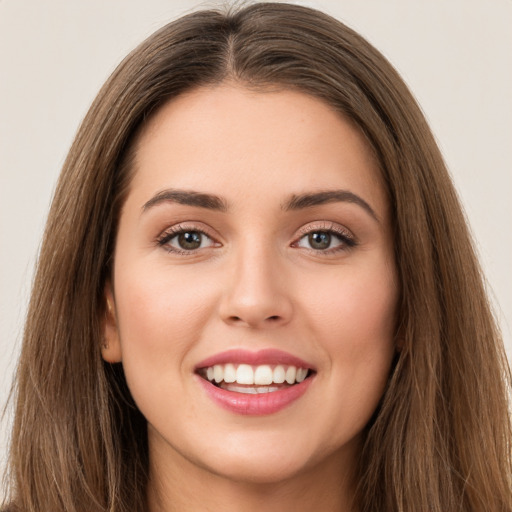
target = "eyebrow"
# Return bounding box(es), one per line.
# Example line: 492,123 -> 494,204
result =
283,190 -> 379,221
142,188 -> 378,222
142,189 -> 228,213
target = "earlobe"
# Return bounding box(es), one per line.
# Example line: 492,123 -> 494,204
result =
101,283 -> 123,363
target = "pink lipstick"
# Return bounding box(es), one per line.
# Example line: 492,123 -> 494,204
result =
195,349 -> 315,415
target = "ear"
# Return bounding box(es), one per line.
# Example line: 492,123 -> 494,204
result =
101,281 -> 123,363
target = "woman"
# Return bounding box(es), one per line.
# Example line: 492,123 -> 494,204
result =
3,3 -> 511,511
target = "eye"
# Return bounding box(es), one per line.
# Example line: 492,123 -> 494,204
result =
294,225 -> 356,253
171,231 -> 209,250
157,226 -> 217,254
302,231 -> 334,250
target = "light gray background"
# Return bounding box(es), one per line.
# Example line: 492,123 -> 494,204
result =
1,0 -> 511,482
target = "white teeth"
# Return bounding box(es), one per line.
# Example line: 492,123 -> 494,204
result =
296,368 -> 308,382
220,384 -> 281,394
256,386 -> 278,393
273,365 -> 286,384
254,365 -> 273,385
224,363 -> 236,383
285,366 -> 297,384
213,365 -> 223,383
203,363 -> 310,386
236,364 -> 254,385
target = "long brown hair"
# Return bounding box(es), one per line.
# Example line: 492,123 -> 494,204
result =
3,3 -> 511,511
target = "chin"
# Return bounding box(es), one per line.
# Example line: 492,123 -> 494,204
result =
190,428 -> 350,486
203,451 -> 311,485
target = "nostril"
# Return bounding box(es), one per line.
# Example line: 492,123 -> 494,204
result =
226,314 -> 281,325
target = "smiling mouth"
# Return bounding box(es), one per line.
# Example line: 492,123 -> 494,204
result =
197,363 -> 314,394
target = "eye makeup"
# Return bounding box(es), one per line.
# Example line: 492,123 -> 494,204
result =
155,219 -> 357,258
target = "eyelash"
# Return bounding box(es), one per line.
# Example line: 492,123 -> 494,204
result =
156,222 -> 357,255
156,224 -> 217,255
293,222 -> 357,254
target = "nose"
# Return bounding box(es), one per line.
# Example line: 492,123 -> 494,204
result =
219,243 -> 293,329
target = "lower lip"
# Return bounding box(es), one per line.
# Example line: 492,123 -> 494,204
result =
197,376 -> 313,415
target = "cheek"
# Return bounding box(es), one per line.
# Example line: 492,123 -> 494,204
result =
114,263 -> 218,353
300,258 -> 397,417
110,268 -> 217,413
303,260 -> 397,344
111,265 -> 219,413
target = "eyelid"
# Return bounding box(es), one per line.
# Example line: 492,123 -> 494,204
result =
295,221 -> 353,238
292,221 -> 357,252
155,220 -> 356,256
156,222 -> 221,254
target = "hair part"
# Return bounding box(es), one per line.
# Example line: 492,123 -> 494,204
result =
4,3 -> 511,511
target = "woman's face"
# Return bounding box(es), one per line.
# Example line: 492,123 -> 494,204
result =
104,84 -> 398,484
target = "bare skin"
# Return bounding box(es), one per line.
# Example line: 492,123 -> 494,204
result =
147,443 -> 356,511
103,83 -> 397,511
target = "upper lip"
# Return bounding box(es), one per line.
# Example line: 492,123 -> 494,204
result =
195,348 -> 315,370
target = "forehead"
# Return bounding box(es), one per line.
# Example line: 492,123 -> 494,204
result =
127,84 -> 388,218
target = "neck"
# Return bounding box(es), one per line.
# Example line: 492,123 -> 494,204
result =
147,440 -> 358,512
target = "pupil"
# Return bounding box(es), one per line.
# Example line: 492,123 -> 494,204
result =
178,231 -> 201,250
309,231 -> 331,249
